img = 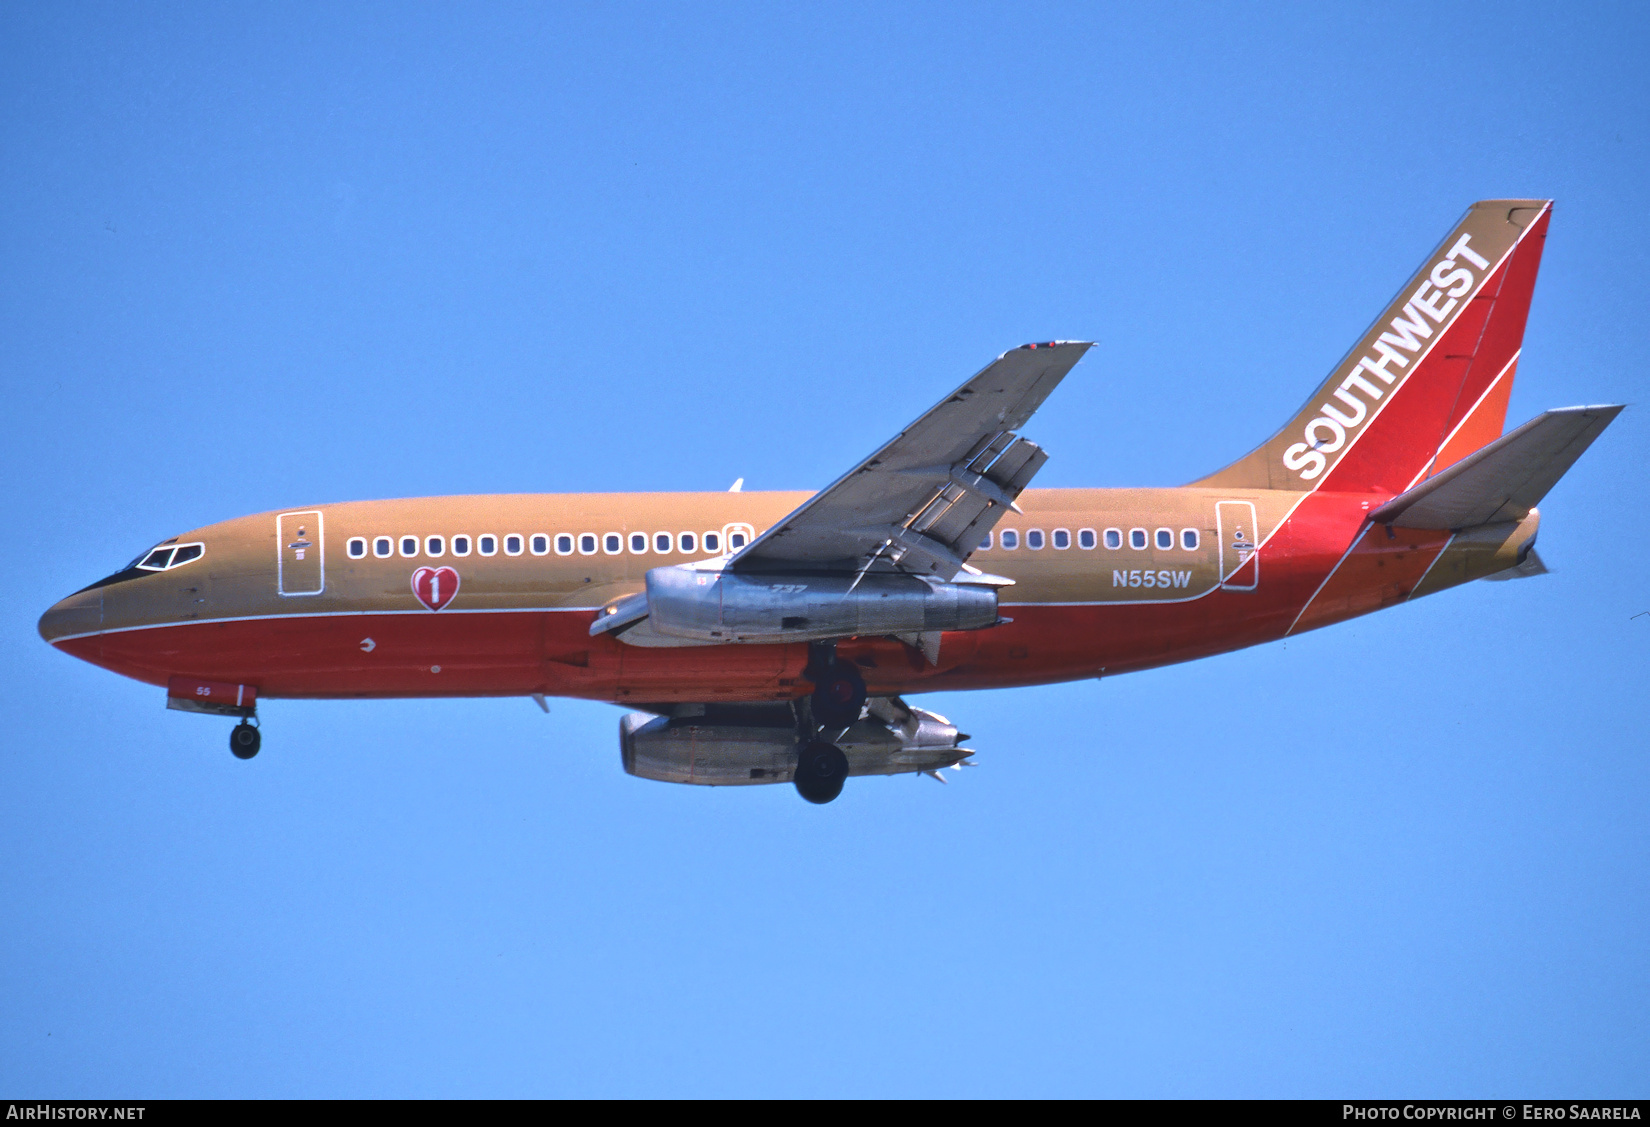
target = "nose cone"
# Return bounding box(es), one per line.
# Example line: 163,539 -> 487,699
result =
39,588 -> 103,644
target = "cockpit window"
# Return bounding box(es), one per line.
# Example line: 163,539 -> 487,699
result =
135,542 -> 205,572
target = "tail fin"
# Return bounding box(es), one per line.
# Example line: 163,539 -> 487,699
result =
1195,200 -> 1553,494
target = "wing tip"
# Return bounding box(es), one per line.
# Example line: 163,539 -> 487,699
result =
1013,340 -> 1093,352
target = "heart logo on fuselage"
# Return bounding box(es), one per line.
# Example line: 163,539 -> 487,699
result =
411,566 -> 460,611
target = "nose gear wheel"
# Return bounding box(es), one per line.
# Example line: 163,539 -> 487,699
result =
229,721 -> 261,759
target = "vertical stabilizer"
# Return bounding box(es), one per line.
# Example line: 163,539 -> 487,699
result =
1195,200 -> 1552,494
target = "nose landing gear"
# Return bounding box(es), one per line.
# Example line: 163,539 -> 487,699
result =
229,720 -> 261,759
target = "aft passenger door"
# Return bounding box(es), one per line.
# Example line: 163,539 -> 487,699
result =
277,510 -> 325,596
1216,501 -> 1259,590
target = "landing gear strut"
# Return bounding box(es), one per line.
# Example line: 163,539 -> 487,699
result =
229,720 -> 261,759
796,643 -> 864,803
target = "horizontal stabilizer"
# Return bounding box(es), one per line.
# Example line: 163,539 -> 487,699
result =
1370,405 -> 1623,529
1482,548 -> 1549,581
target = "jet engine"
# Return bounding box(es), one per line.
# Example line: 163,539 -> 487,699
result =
642,566 -> 998,644
620,698 -> 972,786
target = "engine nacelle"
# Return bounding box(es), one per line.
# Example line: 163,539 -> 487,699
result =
621,700 -> 970,786
643,566 -> 998,643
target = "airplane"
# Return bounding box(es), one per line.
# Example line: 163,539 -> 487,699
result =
38,199 -> 1620,804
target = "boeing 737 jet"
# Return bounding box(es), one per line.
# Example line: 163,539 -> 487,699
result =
39,199 -> 1618,803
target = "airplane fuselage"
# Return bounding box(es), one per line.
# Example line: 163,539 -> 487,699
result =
39,485 -> 1534,705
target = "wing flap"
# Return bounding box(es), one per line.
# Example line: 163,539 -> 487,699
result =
733,342 -> 1089,576
1371,405 -> 1622,529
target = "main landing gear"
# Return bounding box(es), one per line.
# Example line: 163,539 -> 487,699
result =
795,739 -> 849,804
229,719 -> 261,759
796,643 -> 866,804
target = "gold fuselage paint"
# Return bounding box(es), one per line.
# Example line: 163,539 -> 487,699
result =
86,486 -> 1290,636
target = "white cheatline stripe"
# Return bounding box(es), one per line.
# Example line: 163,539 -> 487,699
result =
1284,520 -> 1371,636
46,604 -> 610,645
1405,534 -> 1457,602
54,580 -> 1233,644
1402,350 -> 1520,491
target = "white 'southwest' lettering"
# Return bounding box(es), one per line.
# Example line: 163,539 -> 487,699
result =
1410,280 -> 1456,322
1341,372 -> 1385,401
1430,260 -> 1473,296
1283,230 -> 1490,482
1379,302 -> 1434,352
1283,442 -> 1328,480
1320,386 -> 1369,429
1446,231 -> 1490,269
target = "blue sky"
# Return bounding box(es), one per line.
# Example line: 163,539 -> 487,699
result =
2,1 -> 1646,1097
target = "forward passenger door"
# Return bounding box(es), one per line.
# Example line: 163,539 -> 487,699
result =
277,511 -> 325,596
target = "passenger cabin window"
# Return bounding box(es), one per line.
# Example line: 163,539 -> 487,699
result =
374,537 -> 393,558
426,535 -> 444,557
630,533 -> 647,553
1079,529 -> 1097,549
400,536 -> 419,558
1027,529 -> 1045,550
1104,528 -> 1122,550
1052,529 -> 1070,549
1155,528 -> 1173,550
729,531 -> 748,549
678,532 -> 696,554
347,538 -> 367,559
703,532 -> 721,553
1130,529 -> 1147,550
504,534 -> 524,556
478,535 -> 497,556
452,536 -> 471,557
603,534 -> 622,555
530,535 -> 549,556
654,532 -> 672,553
555,534 -> 574,555
579,534 -> 597,555
1000,530 -> 1019,549
979,532 -> 993,550
1182,528 -> 1199,550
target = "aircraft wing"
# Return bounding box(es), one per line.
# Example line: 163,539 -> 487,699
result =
729,341 -> 1092,579
1371,405 -> 1623,529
